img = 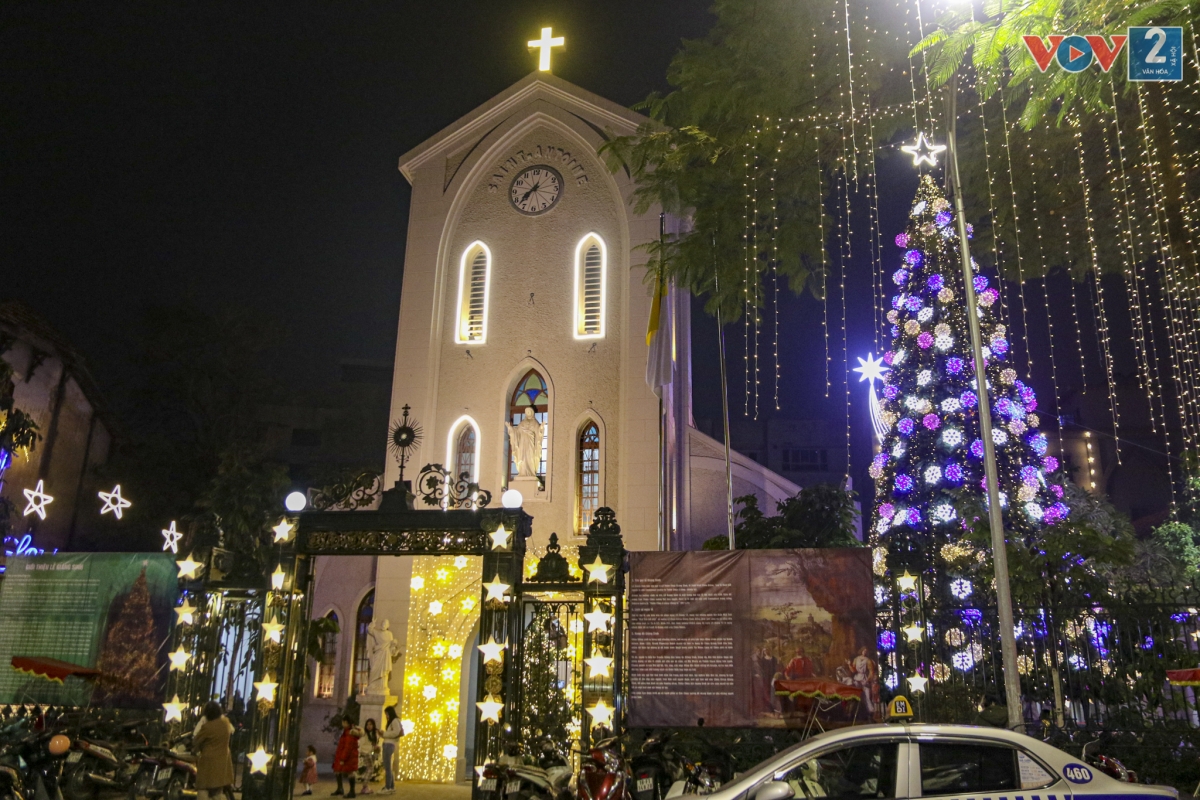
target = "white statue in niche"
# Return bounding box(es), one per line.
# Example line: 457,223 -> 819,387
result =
506,407 -> 545,479
365,619 -> 402,696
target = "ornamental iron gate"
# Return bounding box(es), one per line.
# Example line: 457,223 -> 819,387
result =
162,468 -> 626,800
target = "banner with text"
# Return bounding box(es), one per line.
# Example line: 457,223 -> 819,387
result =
628,549 -> 879,728
0,553 -> 177,707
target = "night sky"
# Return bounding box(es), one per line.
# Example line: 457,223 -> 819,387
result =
2,2 -> 1152,508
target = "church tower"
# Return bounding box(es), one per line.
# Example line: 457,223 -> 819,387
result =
388,70 -> 663,553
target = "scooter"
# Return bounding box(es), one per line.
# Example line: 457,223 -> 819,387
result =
1081,738 -> 1137,784
128,732 -> 197,800
0,722 -> 72,800
64,719 -> 149,800
578,736 -> 631,800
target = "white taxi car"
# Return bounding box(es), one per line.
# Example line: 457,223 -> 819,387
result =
701,724 -> 1178,800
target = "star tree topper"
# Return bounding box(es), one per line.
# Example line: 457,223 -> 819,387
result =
901,133 -> 947,167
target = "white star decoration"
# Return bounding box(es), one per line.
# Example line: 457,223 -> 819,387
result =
853,354 -> 889,385
476,694 -> 504,723
98,485 -> 132,519
262,617 -> 285,644
22,480 -> 53,520
584,556 -> 611,584
272,519 -> 294,543
489,524 -> 511,550
177,554 -> 204,580
175,599 -> 196,625
162,695 -> 184,723
585,655 -> 614,678
161,521 -> 182,554
907,675 -> 929,694
902,623 -> 924,642
478,638 -> 506,664
248,748 -> 272,775
896,572 -> 918,593
254,675 -> 278,704
584,608 -> 613,633
586,699 -> 614,728
168,647 -> 191,672
483,576 -> 510,603
901,132 -> 947,167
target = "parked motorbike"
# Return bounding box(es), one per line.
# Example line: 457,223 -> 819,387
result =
63,719 -> 150,800
578,736 -> 632,800
1081,738 -> 1138,783
128,732 -> 197,800
477,740 -> 571,800
0,721 -> 72,800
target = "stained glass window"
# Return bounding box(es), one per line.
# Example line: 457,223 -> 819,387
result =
352,590 -> 374,695
508,370 -> 548,479
454,424 -> 477,480
316,611 -> 339,699
578,422 -> 600,533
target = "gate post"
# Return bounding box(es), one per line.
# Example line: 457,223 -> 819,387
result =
576,508 -> 626,752
473,509 -> 531,774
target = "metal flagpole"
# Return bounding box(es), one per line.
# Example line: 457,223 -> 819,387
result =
945,75 -> 1023,729
714,233 -> 736,549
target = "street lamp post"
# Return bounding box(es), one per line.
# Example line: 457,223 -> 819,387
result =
944,74 -> 1024,730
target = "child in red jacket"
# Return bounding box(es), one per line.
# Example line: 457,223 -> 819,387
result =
332,716 -> 362,797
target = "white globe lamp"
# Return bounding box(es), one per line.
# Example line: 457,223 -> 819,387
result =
284,491 -> 307,512
501,489 -> 523,509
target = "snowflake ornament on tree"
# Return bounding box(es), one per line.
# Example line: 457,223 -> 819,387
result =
871,175 -> 1066,573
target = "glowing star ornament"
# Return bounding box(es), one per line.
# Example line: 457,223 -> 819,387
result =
168,647 -> 191,672
177,554 -> 204,579
254,675 -> 278,704
262,617 -> 285,644
527,26 -> 564,71
272,519 -> 294,543
271,565 -> 286,591
98,485 -> 131,519
902,623 -> 924,643
896,572 -> 918,593
586,699 -> 614,728
454,555 -> 468,569
901,133 -> 947,167
478,638 -> 507,664
174,599 -> 196,625
483,576 -> 510,603
161,521 -> 182,554
428,601 -> 443,616
584,555 -> 611,584
489,524 -> 511,550
584,608 -> 612,632
162,695 -> 185,723
248,748 -> 272,775
585,655 -> 614,678
907,675 -> 929,694
476,694 -> 504,723
22,480 -> 54,520
853,354 -> 889,384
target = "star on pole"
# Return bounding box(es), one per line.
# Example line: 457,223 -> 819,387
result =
478,638 -> 507,664
585,655 -> 613,679
272,519 -> 294,543
175,599 -> 196,625
584,608 -> 612,633
528,26 -> 564,72
476,694 -> 504,723
586,699 -> 614,728
483,576 -> 510,603
901,132 -> 947,167
168,647 -> 191,672
584,555 -> 611,584
22,480 -> 53,520
262,617 -> 285,644
161,521 -> 183,554
254,675 -> 278,704
907,675 -> 929,694
177,554 -> 204,580
162,695 -> 184,723
853,354 -> 889,385
98,485 -> 132,519
248,748 -> 272,775
489,524 -> 511,550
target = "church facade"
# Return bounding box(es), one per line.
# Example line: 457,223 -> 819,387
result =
299,72 -> 801,781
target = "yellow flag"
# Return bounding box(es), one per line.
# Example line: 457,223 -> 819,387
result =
646,270 -> 665,346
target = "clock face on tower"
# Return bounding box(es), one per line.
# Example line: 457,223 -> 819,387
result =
509,165 -> 563,215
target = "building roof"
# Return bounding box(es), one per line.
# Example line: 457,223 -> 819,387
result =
0,300 -> 108,416
396,71 -> 653,184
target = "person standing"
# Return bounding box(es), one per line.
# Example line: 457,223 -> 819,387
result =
358,719 -> 380,795
194,702 -> 235,800
332,716 -> 362,797
380,707 -> 404,794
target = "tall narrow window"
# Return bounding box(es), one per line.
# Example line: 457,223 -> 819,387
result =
455,242 -> 491,343
316,611 -> 339,699
508,370 -> 549,480
454,425 -> 477,479
574,234 -> 606,338
352,591 -> 374,695
577,422 -> 600,533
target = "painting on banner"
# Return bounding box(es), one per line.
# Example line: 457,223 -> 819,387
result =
627,549 -> 879,728
0,553 -> 178,707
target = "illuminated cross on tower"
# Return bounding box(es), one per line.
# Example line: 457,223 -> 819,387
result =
528,26 -> 564,72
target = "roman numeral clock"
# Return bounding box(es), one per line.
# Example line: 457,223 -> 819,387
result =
509,165 -> 563,215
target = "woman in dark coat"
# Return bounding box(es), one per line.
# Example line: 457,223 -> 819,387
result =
332,715 -> 362,797
194,701 -> 235,799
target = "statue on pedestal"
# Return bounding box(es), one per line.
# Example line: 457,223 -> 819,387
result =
365,619 -> 402,697
506,407 -> 545,479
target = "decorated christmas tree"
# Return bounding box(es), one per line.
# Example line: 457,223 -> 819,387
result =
94,569 -> 163,708
869,175 -> 1067,583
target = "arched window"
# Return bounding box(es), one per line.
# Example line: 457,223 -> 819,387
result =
508,370 -> 548,480
454,425 -> 477,480
316,611 -> 339,699
574,234 -> 606,338
577,421 -> 601,533
352,591 -> 374,695
455,242 -> 491,343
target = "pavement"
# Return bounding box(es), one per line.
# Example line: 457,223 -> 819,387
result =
296,775 -> 471,799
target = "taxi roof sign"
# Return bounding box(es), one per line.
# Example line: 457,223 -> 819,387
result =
888,696 -> 913,719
